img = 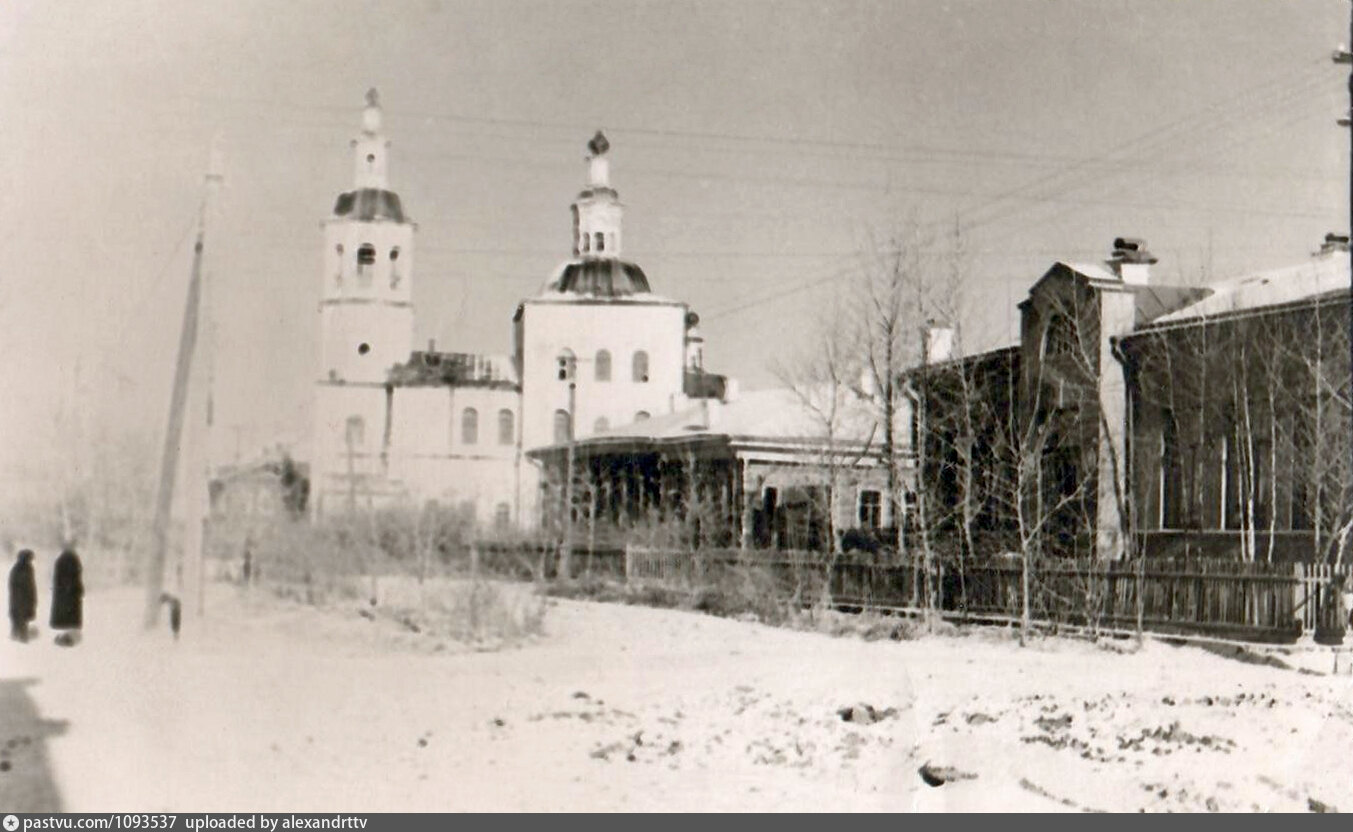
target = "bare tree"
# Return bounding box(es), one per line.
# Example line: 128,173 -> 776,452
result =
773,296 -> 866,560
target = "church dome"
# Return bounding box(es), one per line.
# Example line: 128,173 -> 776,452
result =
546,258 -> 651,297
333,188 -> 405,223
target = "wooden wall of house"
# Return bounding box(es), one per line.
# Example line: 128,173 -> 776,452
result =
1123,297 -> 1350,561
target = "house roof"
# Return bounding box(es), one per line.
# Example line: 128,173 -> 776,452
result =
530,387 -> 882,458
1055,262 -> 1211,324
1149,253 -> 1349,325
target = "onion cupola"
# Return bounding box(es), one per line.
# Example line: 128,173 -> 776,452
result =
541,131 -> 656,298
332,88 -> 406,223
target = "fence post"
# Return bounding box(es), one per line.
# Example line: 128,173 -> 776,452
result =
624,544 -> 633,584
1294,562 -> 1310,637
1135,556 -> 1144,642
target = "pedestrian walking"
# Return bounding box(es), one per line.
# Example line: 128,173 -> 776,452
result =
159,592 -> 182,640
50,549 -> 84,647
8,550 -> 36,642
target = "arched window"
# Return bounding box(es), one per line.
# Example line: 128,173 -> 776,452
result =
632,350 -> 649,383
635,411 -> 650,422
497,409 -> 515,445
356,243 -> 376,288
556,348 -> 576,381
593,416 -> 610,434
553,409 -> 573,444
595,349 -> 611,382
344,415 -> 365,447
461,407 -> 479,445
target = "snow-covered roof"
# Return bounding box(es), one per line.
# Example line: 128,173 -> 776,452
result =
1062,261 -> 1119,283
547,387 -> 882,454
1151,253 -> 1349,325
1039,262 -> 1212,324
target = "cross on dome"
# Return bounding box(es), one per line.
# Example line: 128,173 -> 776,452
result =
587,131 -> 610,157
361,88 -> 383,135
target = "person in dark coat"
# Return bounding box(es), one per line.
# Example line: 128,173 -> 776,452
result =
49,549 -> 83,644
159,592 -> 181,641
8,550 -> 37,642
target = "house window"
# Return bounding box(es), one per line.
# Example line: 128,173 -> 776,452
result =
635,411 -> 650,422
593,417 -> 609,434
595,349 -> 611,382
345,415 -> 365,447
594,232 -> 604,252
553,409 -> 572,444
494,502 -> 511,530
632,350 -> 649,383
556,349 -> 576,381
389,247 -> 401,289
858,490 -> 882,528
497,409 -> 515,445
334,244 -> 344,287
582,233 -> 590,253
461,408 -> 479,445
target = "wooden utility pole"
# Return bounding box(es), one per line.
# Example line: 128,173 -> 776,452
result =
1337,14 -> 1353,502
143,152 -> 223,629
560,378 -> 577,579
1347,8 -> 1353,501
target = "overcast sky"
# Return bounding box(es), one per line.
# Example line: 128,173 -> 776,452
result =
0,0 -> 1347,482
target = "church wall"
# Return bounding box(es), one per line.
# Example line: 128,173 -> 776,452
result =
518,300 -> 687,452
386,385 -> 524,529
319,303 -> 414,386
322,220 -> 414,309
311,381 -> 394,517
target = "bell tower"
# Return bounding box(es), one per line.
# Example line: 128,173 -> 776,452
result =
312,89 -> 416,517
318,88 -> 415,383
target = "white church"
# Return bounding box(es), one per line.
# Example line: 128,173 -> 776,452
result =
309,90 -> 738,530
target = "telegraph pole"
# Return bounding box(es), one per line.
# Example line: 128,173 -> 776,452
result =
144,151 -> 223,629
561,378 -> 577,579
1337,11 -> 1353,499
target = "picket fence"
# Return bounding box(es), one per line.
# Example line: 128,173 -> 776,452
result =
622,547 -> 1351,642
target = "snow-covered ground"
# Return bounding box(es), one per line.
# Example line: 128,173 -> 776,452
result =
1,583 -> 1351,812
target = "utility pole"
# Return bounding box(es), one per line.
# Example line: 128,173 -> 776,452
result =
144,150 -> 223,629
561,378 -> 577,579
1337,12 -> 1353,505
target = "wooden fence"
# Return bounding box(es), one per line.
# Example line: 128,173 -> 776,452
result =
624,547 -> 1352,643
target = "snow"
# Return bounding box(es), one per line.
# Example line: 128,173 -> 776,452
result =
1,584 -> 1351,812
599,387 -> 880,445
1151,254 -> 1349,325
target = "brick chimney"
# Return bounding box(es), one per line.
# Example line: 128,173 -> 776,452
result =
1108,237 -> 1156,286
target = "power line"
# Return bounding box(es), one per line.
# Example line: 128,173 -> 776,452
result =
949,65 -> 1334,234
